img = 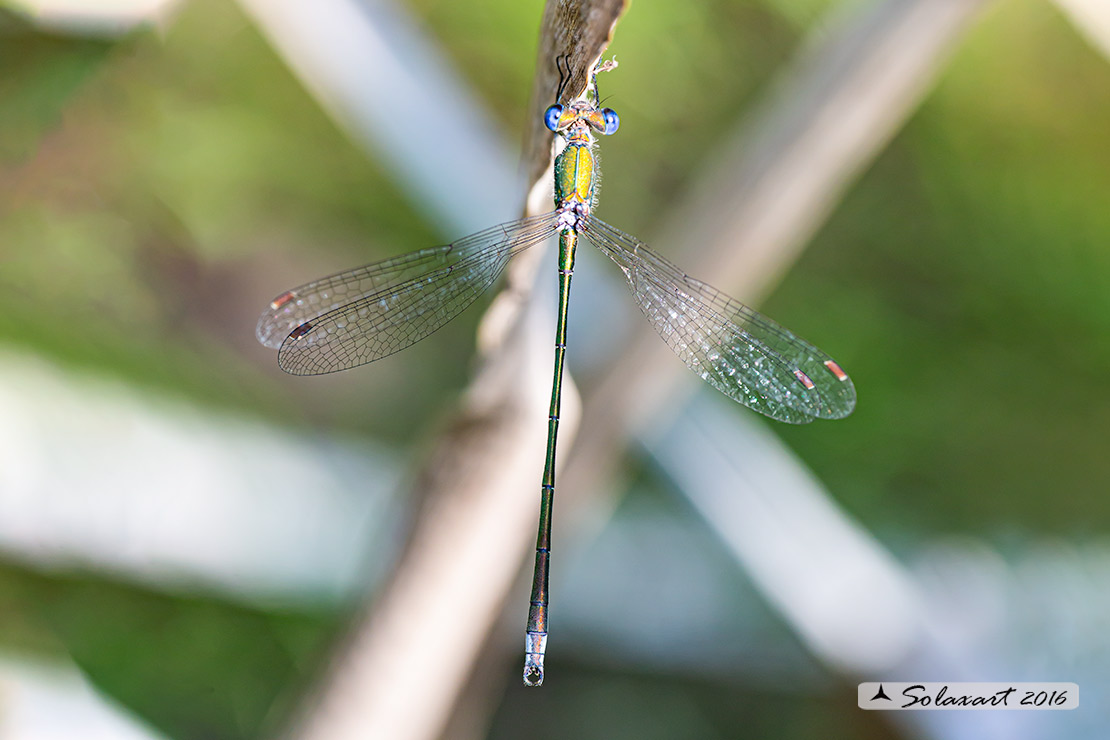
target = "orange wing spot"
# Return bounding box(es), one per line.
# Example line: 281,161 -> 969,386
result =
823,360 -> 848,381
794,369 -> 816,390
288,322 -> 313,340
270,291 -> 296,310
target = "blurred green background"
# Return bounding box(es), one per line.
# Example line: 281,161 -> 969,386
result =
0,0 -> 1107,738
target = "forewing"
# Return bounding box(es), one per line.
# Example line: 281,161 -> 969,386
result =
257,214 -> 557,349
263,213 -> 558,375
584,217 -> 855,423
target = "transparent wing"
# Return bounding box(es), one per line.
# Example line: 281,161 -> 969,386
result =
259,213 -> 559,376
583,216 -> 855,423
257,213 -> 557,349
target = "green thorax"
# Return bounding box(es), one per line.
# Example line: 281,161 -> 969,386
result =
553,136 -> 596,209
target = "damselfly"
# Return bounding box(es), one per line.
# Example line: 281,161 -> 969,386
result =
257,59 -> 856,687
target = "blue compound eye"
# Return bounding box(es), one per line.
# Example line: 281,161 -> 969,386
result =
601,108 -> 620,135
543,104 -> 564,132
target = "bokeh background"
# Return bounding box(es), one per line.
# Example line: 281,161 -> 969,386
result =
1,0 -> 1108,738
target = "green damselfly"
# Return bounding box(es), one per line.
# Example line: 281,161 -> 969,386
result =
257,60 -> 855,687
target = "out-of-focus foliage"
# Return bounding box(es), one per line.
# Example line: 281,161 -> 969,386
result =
0,9 -> 113,163
0,559 -> 327,738
1,0 -> 1108,738
0,0 -> 454,442
771,0 -> 1110,534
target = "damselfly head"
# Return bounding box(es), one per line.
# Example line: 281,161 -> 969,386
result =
544,100 -> 620,137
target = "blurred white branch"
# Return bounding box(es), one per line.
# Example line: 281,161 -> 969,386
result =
658,0 -> 990,292
0,655 -> 167,740
282,297 -> 568,740
1052,0 -> 1110,60
4,0 -> 181,35
235,0 -> 521,235
647,397 -> 1036,736
0,348 -> 399,608
646,394 -> 923,676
